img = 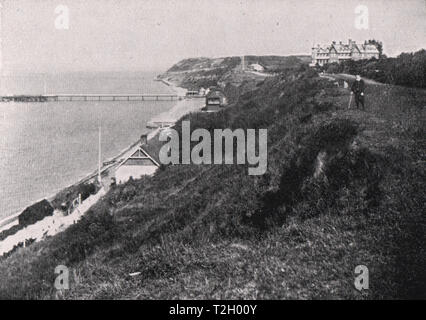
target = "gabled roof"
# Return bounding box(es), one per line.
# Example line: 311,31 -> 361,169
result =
332,44 -> 352,53
361,44 -> 380,53
122,158 -> 157,166
117,146 -> 160,170
316,46 -> 330,53
206,88 -> 225,99
313,40 -> 379,55
130,149 -> 147,158
351,44 -> 362,53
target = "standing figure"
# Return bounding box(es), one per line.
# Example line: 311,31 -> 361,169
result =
351,75 -> 366,110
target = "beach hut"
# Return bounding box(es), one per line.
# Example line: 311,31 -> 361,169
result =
115,135 -> 160,184
203,88 -> 227,112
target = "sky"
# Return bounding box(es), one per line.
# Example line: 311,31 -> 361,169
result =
1,0 -> 425,73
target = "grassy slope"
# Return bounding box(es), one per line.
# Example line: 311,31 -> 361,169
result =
0,66 -> 425,299
159,55 -> 309,91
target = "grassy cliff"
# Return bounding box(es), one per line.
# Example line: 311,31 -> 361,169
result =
158,55 -> 309,91
0,61 -> 425,299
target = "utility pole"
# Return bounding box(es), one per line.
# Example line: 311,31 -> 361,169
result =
98,125 -> 102,185
0,2 -> 3,95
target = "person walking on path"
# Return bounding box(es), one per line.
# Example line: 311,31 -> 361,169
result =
350,75 -> 366,110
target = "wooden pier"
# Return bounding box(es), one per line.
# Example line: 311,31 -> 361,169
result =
0,93 -> 180,103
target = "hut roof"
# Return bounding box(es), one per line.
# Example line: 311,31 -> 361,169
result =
117,147 -> 160,170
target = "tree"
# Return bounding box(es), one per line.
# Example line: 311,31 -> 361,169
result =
366,39 -> 383,58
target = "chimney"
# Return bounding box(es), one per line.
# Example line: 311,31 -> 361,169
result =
140,134 -> 148,146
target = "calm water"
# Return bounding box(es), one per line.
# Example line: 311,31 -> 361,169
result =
0,72 -> 174,219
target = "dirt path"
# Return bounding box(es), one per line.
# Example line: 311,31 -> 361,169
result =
321,72 -> 385,86
335,73 -> 385,85
326,75 -> 426,160
0,188 -> 106,256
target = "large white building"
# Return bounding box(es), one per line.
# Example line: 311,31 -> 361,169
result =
249,63 -> 265,72
310,39 -> 380,66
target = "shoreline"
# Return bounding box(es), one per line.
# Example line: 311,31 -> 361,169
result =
0,79 -> 199,238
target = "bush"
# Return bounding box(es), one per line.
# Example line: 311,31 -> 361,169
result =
52,182 -> 99,211
52,209 -> 119,264
322,49 -> 426,88
18,199 -> 54,227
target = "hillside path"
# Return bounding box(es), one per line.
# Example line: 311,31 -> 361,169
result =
322,74 -> 426,161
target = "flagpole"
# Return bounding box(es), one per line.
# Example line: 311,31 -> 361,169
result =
98,125 -> 101,184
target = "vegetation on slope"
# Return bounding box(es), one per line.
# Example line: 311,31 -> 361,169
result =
158,55 -> 309,90
0,63 -> 425,299
320,49 -> 426,88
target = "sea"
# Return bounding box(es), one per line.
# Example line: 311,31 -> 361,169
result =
0,72 -> 175,220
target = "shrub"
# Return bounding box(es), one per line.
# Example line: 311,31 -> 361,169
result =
322,49 -> 426,88
52,181 -> 99,211
78,183 -> 97,201
51,209 -> 119,264
18,199 -> 54,227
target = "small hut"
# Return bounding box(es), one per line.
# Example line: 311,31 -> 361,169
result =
203,88 -> 227,112
115,135 -> 160,184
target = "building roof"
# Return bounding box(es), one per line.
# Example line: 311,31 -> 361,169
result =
122,158 -> 157,166
316,46 -> 330,53
250,63 -> 264,69
331,43 -> 352,53
361,44 -> 380,53
117,147 -> 160,170
313,40 -> 379,55
206,89 -> 225,99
